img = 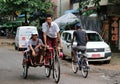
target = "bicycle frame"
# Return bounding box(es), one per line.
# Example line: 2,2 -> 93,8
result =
76,50 -> 89,69
44,46 -> 60,83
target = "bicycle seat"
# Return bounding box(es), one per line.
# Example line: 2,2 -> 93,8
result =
77,49 -> 86,54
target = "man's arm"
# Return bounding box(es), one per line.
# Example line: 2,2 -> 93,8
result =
28,40 -> 34,52
28,44 -> 36,56
43,32 -> 47,46
85,33 -> 88,43
35,43 -> 40,49
71,32 -> 75,45
42,23 -> 47,46
57,32 -> 62,48
29,45 -> 34,51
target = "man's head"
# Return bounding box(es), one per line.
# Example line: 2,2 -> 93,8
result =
75,23 -> 81,30
31,31 -> 38,40
46,14 -> 53,24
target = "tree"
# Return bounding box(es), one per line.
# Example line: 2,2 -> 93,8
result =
79,0 -> 101,14
0,0 -> 55,25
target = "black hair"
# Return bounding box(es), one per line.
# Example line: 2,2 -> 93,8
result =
46,14 -> 53,19
76,26 -> 81,29
75,22 -> 81,29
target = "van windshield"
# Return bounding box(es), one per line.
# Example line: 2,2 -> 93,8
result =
87,33 -> 103,41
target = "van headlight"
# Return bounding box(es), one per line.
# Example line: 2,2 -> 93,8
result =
105,47 -> 111,52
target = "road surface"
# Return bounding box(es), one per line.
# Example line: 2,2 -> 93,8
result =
0,47 -> 119,84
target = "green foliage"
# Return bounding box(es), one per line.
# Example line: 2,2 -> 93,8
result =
0,0 -> 54,17
80,0 -> 90,7
91,0 -> 101,9
0,0 -> 55,27
80,0 -> 101,9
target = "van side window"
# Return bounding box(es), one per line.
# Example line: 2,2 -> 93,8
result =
62,33 -> 68,41
66,33 -> 71,43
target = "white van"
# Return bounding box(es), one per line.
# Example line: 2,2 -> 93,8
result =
15,26 -> 38,50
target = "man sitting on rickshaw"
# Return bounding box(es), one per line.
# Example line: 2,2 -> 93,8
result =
27,31 -> 44,65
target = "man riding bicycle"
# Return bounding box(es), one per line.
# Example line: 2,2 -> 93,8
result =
71,23 -> 88,63
42,14 -> 62,64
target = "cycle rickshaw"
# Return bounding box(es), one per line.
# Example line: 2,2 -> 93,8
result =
22,46 -> 61,83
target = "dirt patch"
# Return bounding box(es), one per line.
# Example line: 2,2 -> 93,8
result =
0,37 -> 14,46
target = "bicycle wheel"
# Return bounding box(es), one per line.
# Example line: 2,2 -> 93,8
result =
44,53 -> 52,78
71,56 -> 78,73
53,52 -> 60,83
45,58 -> 51,78
81,57 -> 88,78
23,62 -> 28,79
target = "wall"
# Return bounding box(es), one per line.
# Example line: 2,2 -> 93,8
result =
51,0 -> 70,17
72,0 -> 109,9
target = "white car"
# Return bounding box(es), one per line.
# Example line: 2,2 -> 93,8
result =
61,30 -> 112,63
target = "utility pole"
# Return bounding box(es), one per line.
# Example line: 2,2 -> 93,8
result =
60,0 -> 62,16
78,0 -> 81,15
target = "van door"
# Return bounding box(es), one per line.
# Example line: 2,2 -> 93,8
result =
65,33 -> 72,56
61,32 -> 71,56
61,32 -> 68,55
15,29 -> 19,47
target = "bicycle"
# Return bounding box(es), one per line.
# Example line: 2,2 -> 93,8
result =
71,47 -> 90,78
44,46 -> 60,83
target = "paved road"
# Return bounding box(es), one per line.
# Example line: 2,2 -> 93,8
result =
0,47 -> 118,84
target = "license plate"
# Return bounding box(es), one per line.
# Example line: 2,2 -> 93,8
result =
92,54 -> 100,58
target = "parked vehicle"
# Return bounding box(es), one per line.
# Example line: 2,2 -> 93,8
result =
15,26 -> 38,51
61,30 -> 112,63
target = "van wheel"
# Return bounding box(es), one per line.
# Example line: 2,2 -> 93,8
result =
104,60 -> 110,64
15,45 -> 17,50
17,47 -> 21,51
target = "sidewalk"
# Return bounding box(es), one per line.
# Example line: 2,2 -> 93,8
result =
0,37 -> 15,46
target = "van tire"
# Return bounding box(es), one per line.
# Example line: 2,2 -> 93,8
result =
15,45 -> 17,50
104,60 -> 110,64
17,47 -> 21,51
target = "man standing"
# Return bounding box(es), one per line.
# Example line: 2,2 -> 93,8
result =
42,14 -> 62,49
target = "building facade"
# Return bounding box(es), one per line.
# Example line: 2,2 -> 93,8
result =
70,0 -> 120,51
51,0 -> 70,17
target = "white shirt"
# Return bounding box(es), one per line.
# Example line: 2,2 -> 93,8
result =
42,22 -> 60,38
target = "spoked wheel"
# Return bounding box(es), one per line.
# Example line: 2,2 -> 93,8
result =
23,62 -> 28,79
81,58 -> 89,78
71,56 -> 78,73
45,58 -> 51,78
53,54 -> 60,83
